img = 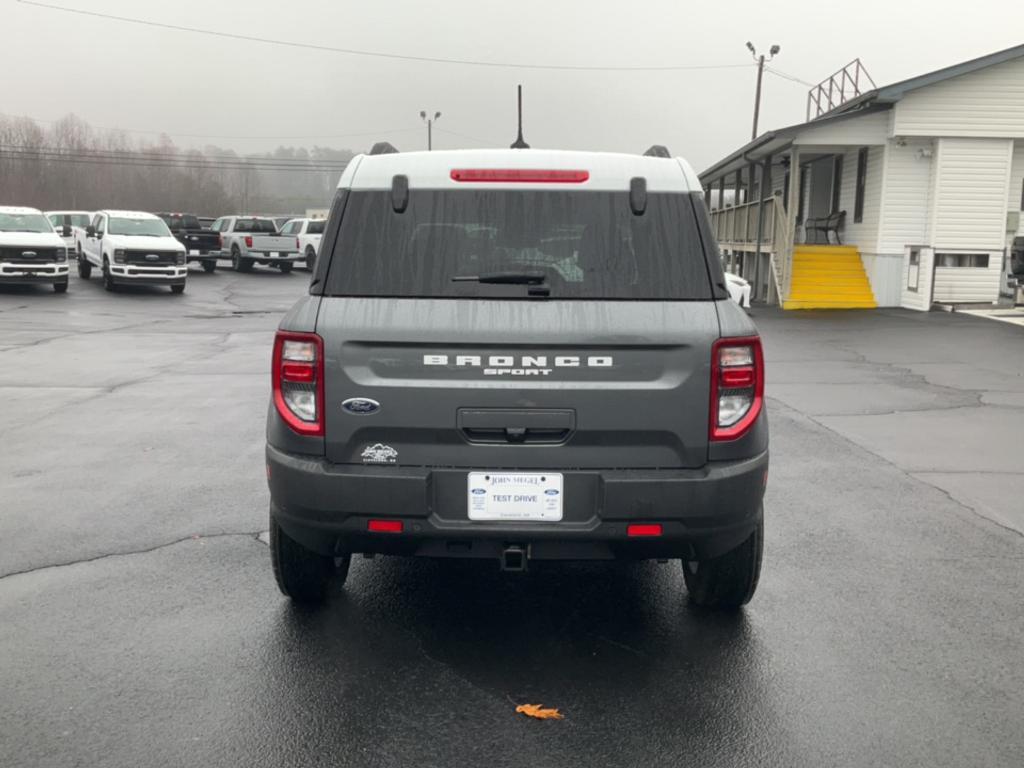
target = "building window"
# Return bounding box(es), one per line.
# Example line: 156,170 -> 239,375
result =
935,253 -> 989,268
831,155 -> 843,214
854,147 -> 868,223
907,248 -> 920,291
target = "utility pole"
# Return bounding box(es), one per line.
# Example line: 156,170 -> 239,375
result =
420,110 -> 441,151
747,42 -> 780,140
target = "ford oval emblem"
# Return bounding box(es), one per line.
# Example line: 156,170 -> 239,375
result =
342,397 -> 381,415
471,488 -> 486,495
545,488 -> 560,496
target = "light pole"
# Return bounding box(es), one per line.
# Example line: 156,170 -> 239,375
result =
420,110 -> 441,151
746,42 -> 780,140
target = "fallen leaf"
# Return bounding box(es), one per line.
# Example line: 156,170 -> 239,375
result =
516,703 -> 564,720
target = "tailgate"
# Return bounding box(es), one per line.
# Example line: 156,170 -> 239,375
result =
253,235 -> 297,253
319,298 -> 718,469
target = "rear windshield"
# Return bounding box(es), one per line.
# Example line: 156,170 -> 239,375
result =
323,190 -> 712,300
160,214 -> 201,230
234,218 -> 278,233
307,220 -> 325,234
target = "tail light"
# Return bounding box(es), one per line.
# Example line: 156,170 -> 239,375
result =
710,336 -> 764,441
244,235 -> 253,248
450,169 -> 590,183
296,237 -> 300,249
218,234 -> 223,248
272,331 -> 324,436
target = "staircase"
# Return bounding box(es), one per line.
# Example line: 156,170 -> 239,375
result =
782,245 -> 877,310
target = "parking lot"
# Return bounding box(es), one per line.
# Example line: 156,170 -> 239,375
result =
2,269 -> 1023,767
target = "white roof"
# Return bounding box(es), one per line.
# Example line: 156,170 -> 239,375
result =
99,210 -> 161,219
340,149 -> 701,193
45,210 -> 92,216
0,206 -> 45,215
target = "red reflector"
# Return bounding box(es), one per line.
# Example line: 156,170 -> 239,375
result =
627,523 -> 663,538
721,367 -> 755,388
450,168 -> 589,184
281,362 -> 314,382
368,519 -> 403,533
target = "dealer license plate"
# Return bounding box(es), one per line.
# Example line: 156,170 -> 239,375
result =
467,472 -> 563,522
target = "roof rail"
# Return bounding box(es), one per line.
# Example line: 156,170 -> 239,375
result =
643,145 -> 671,158
369,142 -> 399,155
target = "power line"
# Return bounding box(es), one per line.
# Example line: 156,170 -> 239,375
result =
0,151 -> 347,174
0,111 -> 418,142
432,127 -> 502,147
0,143 -> 352,167
765,67 -> 816,87
19,1 -> 755,73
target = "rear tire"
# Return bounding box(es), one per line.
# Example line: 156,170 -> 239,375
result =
305,247 -> 316,271
278,262 -> 293,274
231,247 -> 253,273
270,513 -> 348,604
77,250 -> 91,279
201,260 -> 216,273
102,259 -> 116,292
170,284 -> 185,294
54,280 -> 68,294
682,516 -> 763,609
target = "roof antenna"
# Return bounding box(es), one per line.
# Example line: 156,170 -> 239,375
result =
510,85 -> 530,149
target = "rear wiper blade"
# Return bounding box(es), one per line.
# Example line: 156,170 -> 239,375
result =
451,271 -> 547,285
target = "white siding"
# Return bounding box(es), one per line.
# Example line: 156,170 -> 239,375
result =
933,258 -> 1003,303
893,56 -> 1024,137
1009,140 -> 1024,236
900,247 -> 934,311
878,139 -> 934,252
794,110 -> 889,146
836,145 -> 883,250
931,138 -> 1013,251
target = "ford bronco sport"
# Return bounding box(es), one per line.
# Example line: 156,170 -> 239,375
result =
266,145 -> 767,608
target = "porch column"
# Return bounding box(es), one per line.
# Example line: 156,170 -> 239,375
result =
753,155 -> 771,302
783,147 -> 801,301
717,178 -> 725,210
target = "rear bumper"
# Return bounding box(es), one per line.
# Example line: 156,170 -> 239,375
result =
267,445 -> 768,561
249,252 -> 301,263
0,263 -> 69,283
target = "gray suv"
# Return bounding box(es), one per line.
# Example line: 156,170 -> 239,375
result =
266,145 -> 767,609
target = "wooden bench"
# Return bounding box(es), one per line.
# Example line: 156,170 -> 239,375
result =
804,210 -> 846,244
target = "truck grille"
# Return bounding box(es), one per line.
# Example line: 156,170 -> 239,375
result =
124,250 -> 178,265
0,247 -> 59,263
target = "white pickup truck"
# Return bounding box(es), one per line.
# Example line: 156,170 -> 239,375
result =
279,217 -> 325,271
211,215 -> 301,273
46,210 -> 93,251
75,210 -> 188,294
0,206 -> 70,293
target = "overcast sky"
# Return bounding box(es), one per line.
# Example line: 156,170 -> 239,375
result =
4,0 -> 1022,171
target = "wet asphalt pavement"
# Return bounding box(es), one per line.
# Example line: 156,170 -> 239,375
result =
1,270 -> 1023,767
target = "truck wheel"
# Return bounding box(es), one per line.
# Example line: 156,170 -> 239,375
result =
231,247 -> 252,273
102,259 -> 116,292
202,260 -> 216,273
170,284 -> 185,294
270,513 -> 349,604
77,250 -> 91,279
54,280 -> 69,294
278,262 -> 293,274
305,247 -> 316,271
682,516 -> 763,609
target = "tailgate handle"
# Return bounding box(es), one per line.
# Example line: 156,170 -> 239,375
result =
458,408 -> 575,445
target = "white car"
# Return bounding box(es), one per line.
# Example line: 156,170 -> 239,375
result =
75,210 -> 187,293
0,206 -> 70,293
279,217 -> 326,271
46,210 -> 93,250
724,272 -> 752,309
